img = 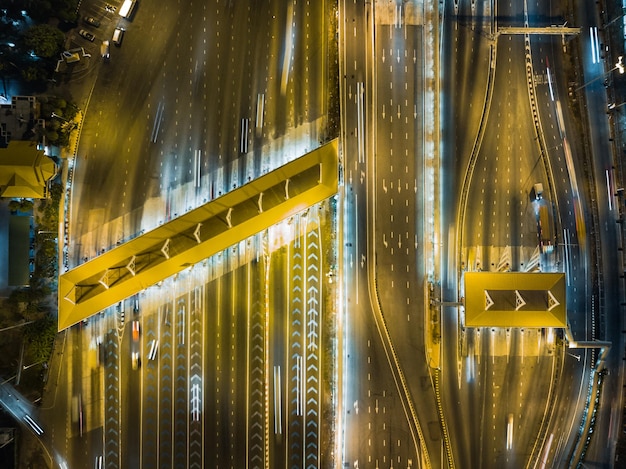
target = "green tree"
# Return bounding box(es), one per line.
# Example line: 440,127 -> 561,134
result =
24,315 -> 56,363
27,1 -> 54,22
21,63 -> 49,82
19,199 -> 34,213
22,301 -> 45,322
45,129 -> 59,144
8,200 -> 20,212
49,183 -> 63,203
22,24 -> 64,58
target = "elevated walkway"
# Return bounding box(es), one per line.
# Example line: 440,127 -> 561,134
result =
58,139 -> 338,330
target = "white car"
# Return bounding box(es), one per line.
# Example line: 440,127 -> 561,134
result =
78,29 -> 95,42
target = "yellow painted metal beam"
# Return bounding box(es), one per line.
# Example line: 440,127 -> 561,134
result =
58,139 -> 338,330
498,26 -> 581,36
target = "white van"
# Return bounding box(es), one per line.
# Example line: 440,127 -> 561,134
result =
112,28 -> 125,46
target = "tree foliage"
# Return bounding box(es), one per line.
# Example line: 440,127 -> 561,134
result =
24,315 -> 56,362
22,24 -> 64,58
40,97 -> 79,147
21,63 -> 49,82
1,0 -> 79,86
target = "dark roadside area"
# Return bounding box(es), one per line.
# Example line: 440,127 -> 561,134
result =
597,0 -> 626,467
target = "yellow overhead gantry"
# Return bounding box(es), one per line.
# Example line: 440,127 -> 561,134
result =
58,139 -> 338,330
463,272 -> 566,328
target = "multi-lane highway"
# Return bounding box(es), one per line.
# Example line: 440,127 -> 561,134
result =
339,0 -> 443,467
372,1 -> 445,466
439,0 -> 621,467
57,0 -> 337,467
84,208 -> 331,469
69,0 -> 329,266
25,0 -> 625,468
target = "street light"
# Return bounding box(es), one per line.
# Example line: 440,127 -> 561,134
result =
0,321 -> 34,333
50,112 -> 67,122
50,112 -> 77,132
567,352 -> 581,361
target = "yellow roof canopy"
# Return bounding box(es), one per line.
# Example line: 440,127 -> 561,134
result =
464,272 -> 566,328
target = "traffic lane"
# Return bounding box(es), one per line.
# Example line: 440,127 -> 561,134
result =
531,38 -> 591,338
582,93 -> 624,468
494,0 -> 524,23
157,296 -> 175,467
439,0 -> 491,274
440,303 -> 476,466
70,323 -> 105,468
268,247 -> 288,468
526,0 -> 566,19
232,261 -> 252,467
71,0 -> 180,221
545,351 -> 593,466
439,14 -> 490,464
261,0 -> 298,138
341,0 -> 368,160
187,281 -> 206,469
290,0 -> 327,124
119,317 -> 142,469
447,327 -> 484,468
69,17 -> 181,259
342,41 -> 417,469
360,340 -> 416,467
464,35 -> 542,253
72,0 -> 277,232
213,269 -> 233,466
577,1 -> 625,463
448,0 -> 493,162
187,262 -> 250,466
211,267 -> 248,466
247,6 -> 288,177
506,331 -> 556,467
373,21 -> 442,461
342,298 -> 419,467
374,22 -> 421,278
173,293 -> 191,468
204,272 -> 220,466
452,27 -> 492,162
528,35 -> 593,341
286,231 -> 306,466
254,0 -> 328,142
246,255 -> 266,466
474,331 -> 556,468
140,307 -> 160,468
341,0 -> 409,465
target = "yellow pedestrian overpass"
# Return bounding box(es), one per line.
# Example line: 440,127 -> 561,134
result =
58,139 -> 338,330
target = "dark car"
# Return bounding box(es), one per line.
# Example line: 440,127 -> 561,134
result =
83,16 -> 100,27
78,29 -> 95,42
